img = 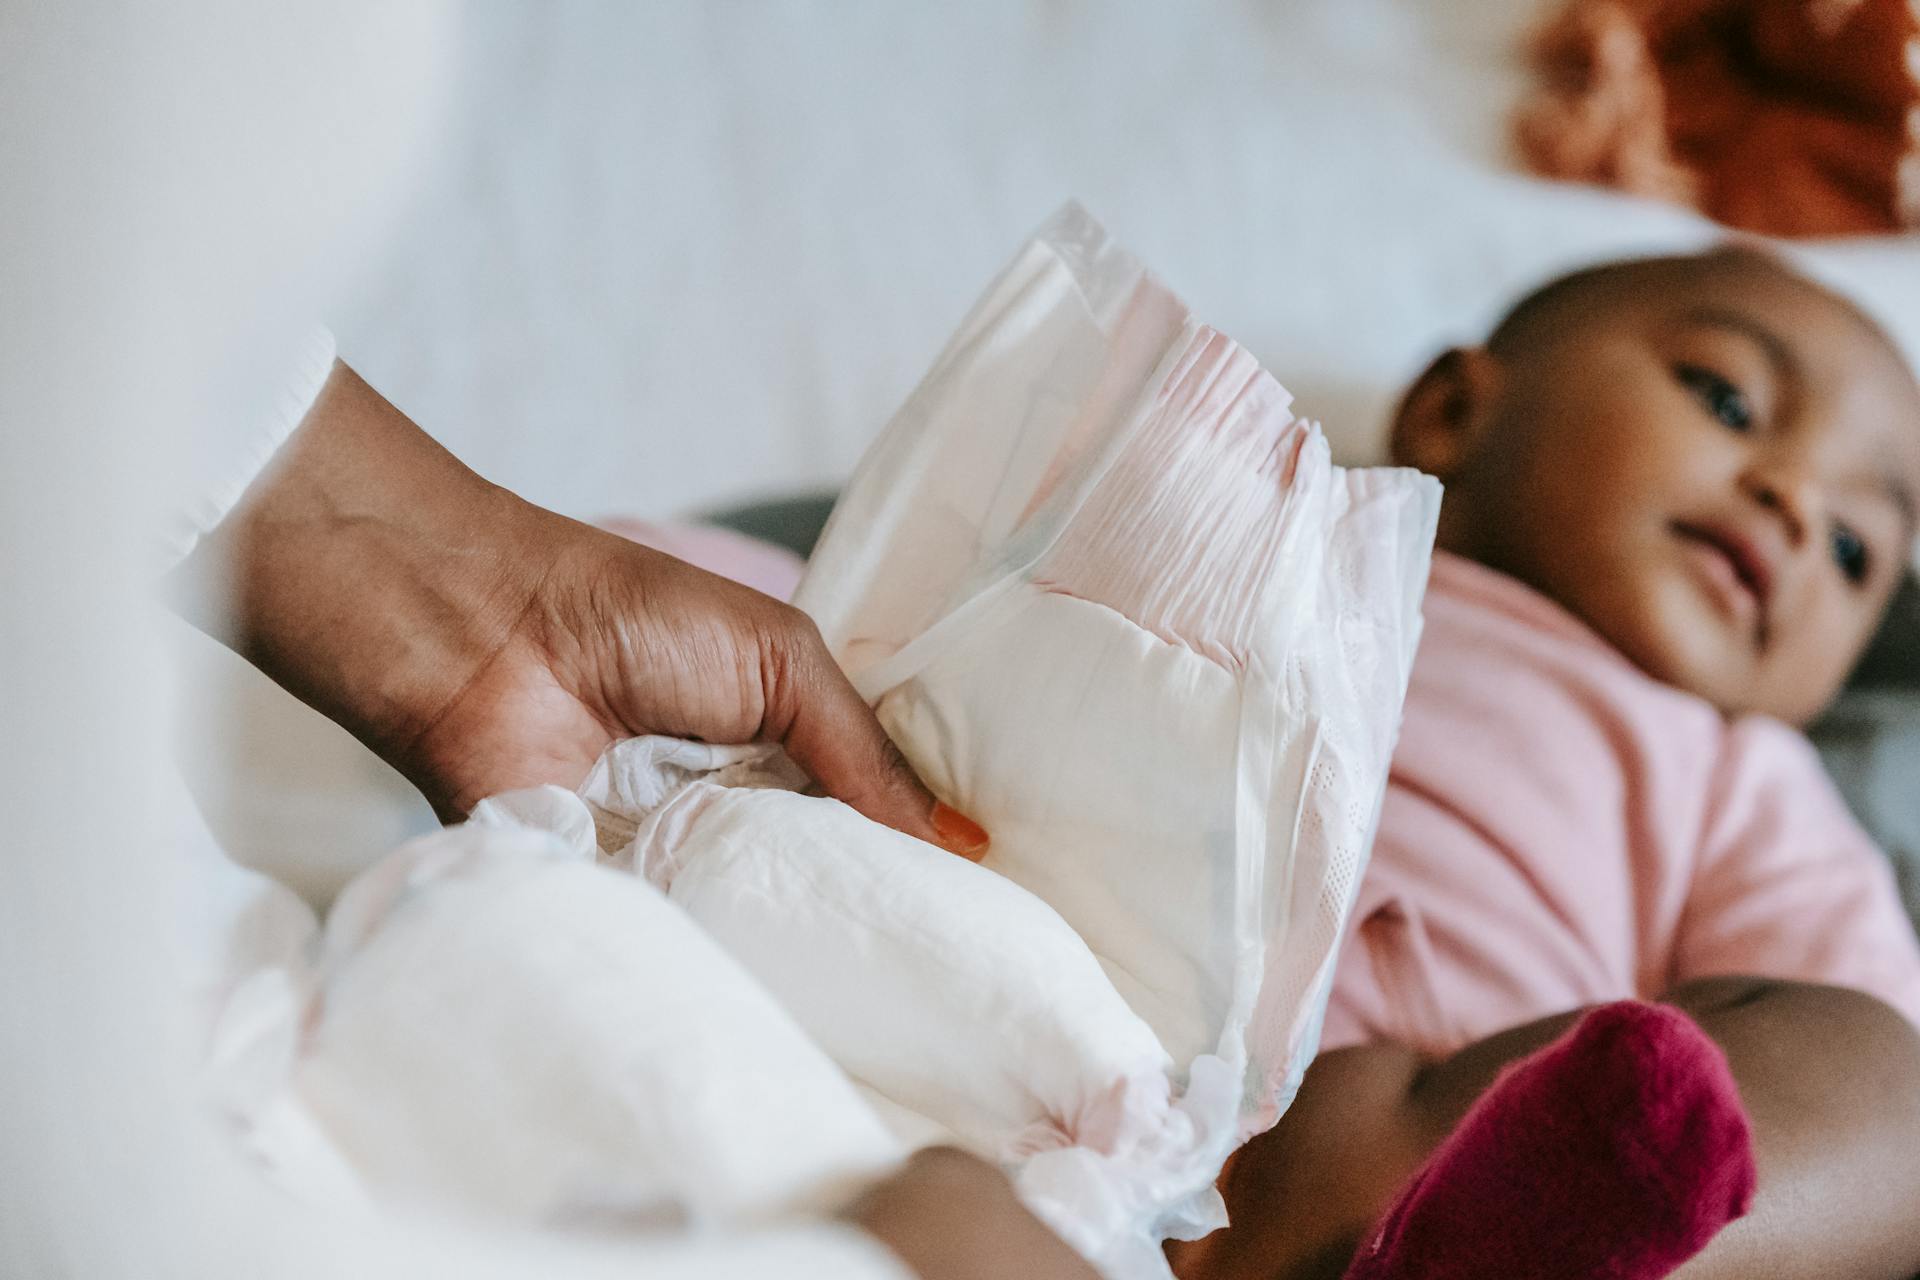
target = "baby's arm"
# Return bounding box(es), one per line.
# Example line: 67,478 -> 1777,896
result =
1171,978 -> 1920,1280
1661,978 -> 1920,1279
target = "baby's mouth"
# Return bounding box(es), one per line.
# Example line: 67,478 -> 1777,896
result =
1672,521 -> 1775,648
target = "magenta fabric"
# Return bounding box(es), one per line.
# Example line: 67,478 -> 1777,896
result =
1341,1001 -> 1757,1280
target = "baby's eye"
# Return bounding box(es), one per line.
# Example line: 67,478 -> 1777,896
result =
1675,364 -> 1753,432
1831,523 -> 1871,585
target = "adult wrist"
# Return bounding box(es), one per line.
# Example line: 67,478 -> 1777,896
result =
173,363 -> 542,798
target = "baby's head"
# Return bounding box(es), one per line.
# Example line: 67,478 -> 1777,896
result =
1392,247 -> 1920,725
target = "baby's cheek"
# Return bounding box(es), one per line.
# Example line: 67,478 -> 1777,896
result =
1755,610 -> 1865,727
1576,561 -> 1740,712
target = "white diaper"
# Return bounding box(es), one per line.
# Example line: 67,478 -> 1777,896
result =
507,206 -> 1441,1275
799,202 -> 1437,1141
260,822 -> 905,1229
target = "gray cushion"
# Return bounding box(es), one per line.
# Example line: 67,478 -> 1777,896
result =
1813,691 -> 1920,926
704,492 -> 837,561
1809,579 -> 1920,925
1850,578 -> 1920,692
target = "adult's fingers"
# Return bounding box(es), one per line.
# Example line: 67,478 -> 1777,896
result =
763,612 -> 989,861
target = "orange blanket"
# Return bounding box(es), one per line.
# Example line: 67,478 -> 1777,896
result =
1515,0 -> 1920,237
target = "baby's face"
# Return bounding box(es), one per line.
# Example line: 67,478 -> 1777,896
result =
1402,252 -> 1920,724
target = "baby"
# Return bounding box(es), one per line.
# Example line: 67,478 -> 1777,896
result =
1169,247 -> 1920,1280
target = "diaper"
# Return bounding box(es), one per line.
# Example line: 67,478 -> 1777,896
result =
798,202 -> 1437,1135
488,206 -> 1440,1276
280,822 -> 905,1229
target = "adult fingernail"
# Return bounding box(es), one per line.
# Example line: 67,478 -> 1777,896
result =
930,802 -> 991,860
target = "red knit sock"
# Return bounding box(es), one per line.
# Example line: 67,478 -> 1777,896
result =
1342,1001 -> 1757,1280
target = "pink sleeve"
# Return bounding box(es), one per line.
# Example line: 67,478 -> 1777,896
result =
1674,718 -> 1920,1031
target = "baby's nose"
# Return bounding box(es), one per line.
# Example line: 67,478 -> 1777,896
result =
1739,454 -> 1818,547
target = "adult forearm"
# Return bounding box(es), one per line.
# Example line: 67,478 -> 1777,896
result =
169,362 -> 977,845
170,361 -> 543,797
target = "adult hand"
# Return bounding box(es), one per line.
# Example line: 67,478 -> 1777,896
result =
847,1148 -> 1100,1280
174,362 -> 988,857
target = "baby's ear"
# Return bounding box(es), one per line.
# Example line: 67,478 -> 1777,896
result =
1389,347 -> 1502,480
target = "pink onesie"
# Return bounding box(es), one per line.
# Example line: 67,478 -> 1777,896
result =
1320,552 -> 1920,1057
